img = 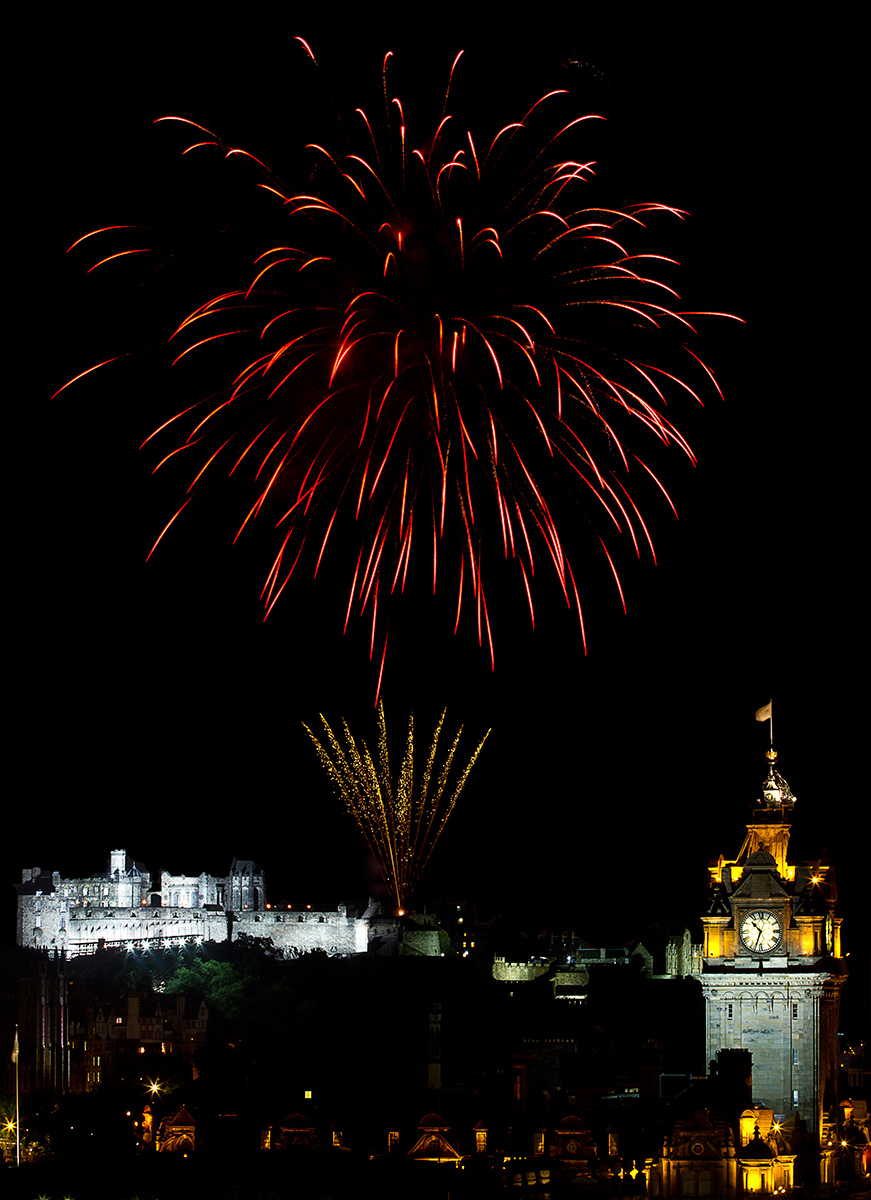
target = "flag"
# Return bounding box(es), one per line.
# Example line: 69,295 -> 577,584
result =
755,701 -> 772,723
11,1029 -> 18,1063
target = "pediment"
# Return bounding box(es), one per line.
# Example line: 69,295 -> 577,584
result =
731,870 -> 789,900
670,1110 -> 735,1156
408,1130 -> 462,1161
746,849 -> 776,867
164,1106 -> 196,1130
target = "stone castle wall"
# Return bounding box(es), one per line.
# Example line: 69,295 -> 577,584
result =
238,907 -> 369,956
492,958 -> 552,983
15,851 -> 372,959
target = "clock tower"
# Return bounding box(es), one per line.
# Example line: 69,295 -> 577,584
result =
699,748 -> 846,1142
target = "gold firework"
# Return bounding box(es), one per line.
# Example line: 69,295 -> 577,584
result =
304,703 -> 489,913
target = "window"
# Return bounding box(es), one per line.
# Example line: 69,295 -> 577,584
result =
793,1048 -> 799,1065
727,1003 -> 733,1020
792,1003 -> 799,1019
793,1090 -> 799,1107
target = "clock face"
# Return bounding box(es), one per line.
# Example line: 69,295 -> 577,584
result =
739,909 -> 782,953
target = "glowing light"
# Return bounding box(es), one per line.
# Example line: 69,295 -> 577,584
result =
304,703 -> 489,912
59,45 -> 738,688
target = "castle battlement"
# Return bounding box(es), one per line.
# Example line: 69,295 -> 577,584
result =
15,850 -> 371,959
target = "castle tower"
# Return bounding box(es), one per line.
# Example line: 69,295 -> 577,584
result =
699,748 -> 846,1143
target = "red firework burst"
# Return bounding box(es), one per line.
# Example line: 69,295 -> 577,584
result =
56,41 -> 740,696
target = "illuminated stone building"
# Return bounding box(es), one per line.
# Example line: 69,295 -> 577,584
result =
15,850 -> 374,958
157,1106 -> 197,1153
653,1092 -> 798,1197
699,749 -> 847,1149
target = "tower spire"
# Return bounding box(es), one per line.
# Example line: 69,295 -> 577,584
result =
759,747 -> 795,812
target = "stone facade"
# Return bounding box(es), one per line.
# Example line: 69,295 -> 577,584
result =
15,850 -> 374,959
699,750 -> 847,1138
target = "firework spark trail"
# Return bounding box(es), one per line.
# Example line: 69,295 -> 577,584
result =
58,43 -> 741,693
304,703 -> 489,913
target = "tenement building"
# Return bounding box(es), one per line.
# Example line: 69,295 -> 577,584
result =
699,748 -> 847,1146
15,850 -> 375,958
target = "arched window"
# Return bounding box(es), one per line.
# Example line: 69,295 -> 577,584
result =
682,1169 -> 697,1196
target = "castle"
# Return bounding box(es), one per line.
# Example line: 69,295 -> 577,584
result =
15,850 -> 375,958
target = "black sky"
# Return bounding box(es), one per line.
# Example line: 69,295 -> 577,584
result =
15,9 -> 864,1022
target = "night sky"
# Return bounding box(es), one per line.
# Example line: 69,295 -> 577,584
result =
16,13 -> 865,1023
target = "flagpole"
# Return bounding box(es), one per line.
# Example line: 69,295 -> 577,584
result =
14,1023 -> 19,1168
